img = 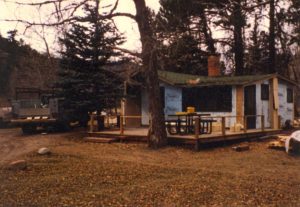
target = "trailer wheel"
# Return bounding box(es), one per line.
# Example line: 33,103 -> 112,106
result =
22,125 -> 37,134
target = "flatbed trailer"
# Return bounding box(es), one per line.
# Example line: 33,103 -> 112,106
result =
10,88 -> 70,134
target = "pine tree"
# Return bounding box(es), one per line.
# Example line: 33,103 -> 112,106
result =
58,2 -> 124,124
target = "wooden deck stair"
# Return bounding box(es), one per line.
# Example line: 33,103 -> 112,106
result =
87,132 -> 148,142
84,137 -> 119,143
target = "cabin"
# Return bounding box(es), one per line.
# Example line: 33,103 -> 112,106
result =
124,56 -> 297,131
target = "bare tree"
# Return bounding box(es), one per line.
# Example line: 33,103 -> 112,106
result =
3,0 -> 167,148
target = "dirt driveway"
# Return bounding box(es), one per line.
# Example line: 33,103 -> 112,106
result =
0,128 -> 76,164
1,128 -> 300,206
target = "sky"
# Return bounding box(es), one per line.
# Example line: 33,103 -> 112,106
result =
0,0 -> 161,54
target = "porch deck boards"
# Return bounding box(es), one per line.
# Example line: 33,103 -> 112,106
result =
88,128 -> 281,145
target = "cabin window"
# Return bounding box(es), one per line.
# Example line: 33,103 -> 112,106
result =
160,87 -> 165,108
261,84 -> 269,100
287,88 -> 293,103
182,86 -> 232,112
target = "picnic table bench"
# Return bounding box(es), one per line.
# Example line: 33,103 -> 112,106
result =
166,113 -> 216,135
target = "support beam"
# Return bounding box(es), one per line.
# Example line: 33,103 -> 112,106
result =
236,86 -> 244,124
222,117 -> 226,136
261,115 -> 265,132
243,116 -> 247,133
270,77 -> 279,129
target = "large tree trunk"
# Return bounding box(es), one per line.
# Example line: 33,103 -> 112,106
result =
133,0 -> 167,148
199,8 -> 216,54
233,0 -> 244,75
269,0 -> 276,73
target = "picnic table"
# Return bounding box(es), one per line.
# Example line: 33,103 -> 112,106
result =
166,113 -> 215,135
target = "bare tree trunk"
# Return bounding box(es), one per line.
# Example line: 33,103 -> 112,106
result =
199,8 -> 216,54
233,0 -> 245,75
269,0 -> 276,73
133,0 -> 167,148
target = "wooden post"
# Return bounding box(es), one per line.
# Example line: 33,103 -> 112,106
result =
243,116 -> 247,133
89,114 -> 95,133
106,115 -> 109,128
278,115 -> 281,130
120,116 -> 124,135
261,115 -> 265,132
195,117 -> 200,139
221,117 -> 226,136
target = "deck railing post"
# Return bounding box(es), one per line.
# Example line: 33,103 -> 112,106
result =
106,115 -> 110,128
120,116 -> 124,135
194,117 -> 201,151
89,114 -> 95,133
261,115 -> 265,132
195,117 -> 200,139
278,115 -> 281,130
221,117 -> 226,136
243,116 -> 247,133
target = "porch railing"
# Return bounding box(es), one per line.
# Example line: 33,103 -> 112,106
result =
89,114 -> 281,137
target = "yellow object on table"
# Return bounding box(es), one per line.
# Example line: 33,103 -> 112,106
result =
175,112 -> 188,115
187,107 -> 195,113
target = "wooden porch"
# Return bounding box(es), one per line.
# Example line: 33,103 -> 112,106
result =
88,114 -> 281,150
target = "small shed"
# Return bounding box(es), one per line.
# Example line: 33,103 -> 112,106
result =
125,70 -> 296,130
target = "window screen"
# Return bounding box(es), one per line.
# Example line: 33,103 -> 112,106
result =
261,84 -> 269,100
182,86 -> 232,112
287,88 -> 293,103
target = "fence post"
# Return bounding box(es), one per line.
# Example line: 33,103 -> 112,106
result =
261,115 -> 265,132
194,117 -> 200,151
89,114 -> 95,133
120,116 -> 124,135
195,117 -> 200,139
243,116 -> 247,133
278,115 -> 281,130
222,117 -> 226,136
106,115 -> 110,128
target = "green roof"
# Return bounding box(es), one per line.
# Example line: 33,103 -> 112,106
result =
158,70 -> 276,87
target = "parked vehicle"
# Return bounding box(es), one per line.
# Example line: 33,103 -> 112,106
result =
0,107 -> 12,128
10,88 -> 70,134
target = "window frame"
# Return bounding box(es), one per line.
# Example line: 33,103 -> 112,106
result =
287,88 -> 294,103
261,84 -> 269,100
182,86 -> 232,113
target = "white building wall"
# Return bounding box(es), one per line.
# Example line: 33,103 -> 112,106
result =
141,85 -> 182,125
278,81 -> 294,126
164,85 -> 182,116
255,81 -> 271,128
141,81 -> 292,128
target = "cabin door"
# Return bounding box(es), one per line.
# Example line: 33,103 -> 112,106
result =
244,85 -> 256,129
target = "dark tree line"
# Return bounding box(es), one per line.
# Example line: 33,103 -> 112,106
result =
154,0 -> 300,76
0,31 -> 59,98
3,0 -> 300,148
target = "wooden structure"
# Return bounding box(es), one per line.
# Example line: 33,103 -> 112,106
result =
126,71 -> 297,130
88,114 -> 281,150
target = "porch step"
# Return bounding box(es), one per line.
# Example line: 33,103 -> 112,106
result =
84,137 -> 119,143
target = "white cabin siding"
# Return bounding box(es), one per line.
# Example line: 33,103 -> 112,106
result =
255,81 -> 271,128
278,81 -> 294,126
140,79 -> 294,128
164,85 -> 182,116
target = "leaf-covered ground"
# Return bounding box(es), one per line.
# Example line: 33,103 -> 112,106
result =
1,128 -> 300,206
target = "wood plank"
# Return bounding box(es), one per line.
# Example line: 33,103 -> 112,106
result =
84,137 -> 119,143
236,86 -> 244,124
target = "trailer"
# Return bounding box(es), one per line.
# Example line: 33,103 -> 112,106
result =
10,88 -> 70,134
